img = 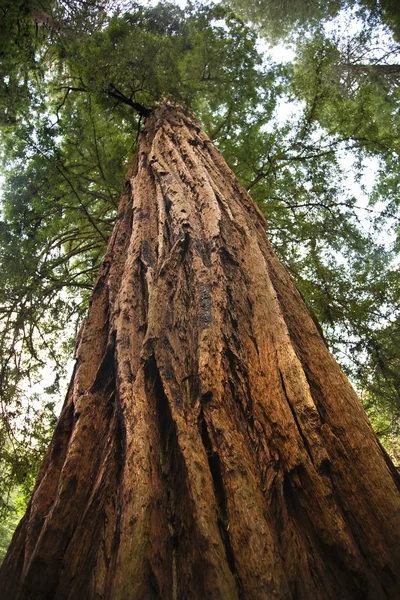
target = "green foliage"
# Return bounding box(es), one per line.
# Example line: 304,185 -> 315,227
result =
224,0 -> 342,39
0,1 -> 106,125
58,2 -> 266,126
290,27 -> 400,155
0,490 -> 25,564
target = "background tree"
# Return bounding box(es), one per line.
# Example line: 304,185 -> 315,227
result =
225,0 -> 400,41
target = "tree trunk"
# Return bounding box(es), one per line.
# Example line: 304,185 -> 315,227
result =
1,104 -> 400,600
341,62 -> 400,78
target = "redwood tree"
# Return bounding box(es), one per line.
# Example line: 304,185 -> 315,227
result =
1,104 -> 400,599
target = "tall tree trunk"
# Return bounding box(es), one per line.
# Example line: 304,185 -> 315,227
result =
1,104 -> 400,600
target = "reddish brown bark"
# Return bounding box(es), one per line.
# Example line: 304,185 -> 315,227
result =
1,104 -> 400,599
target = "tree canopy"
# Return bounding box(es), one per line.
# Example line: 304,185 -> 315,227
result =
0,0 -> 399,549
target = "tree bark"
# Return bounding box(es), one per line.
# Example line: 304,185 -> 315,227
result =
1,104 -> 400,599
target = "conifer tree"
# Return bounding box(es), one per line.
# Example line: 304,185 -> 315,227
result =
1,104 -> 399,599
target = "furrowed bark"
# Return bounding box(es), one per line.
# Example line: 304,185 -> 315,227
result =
1,104 -> 399,599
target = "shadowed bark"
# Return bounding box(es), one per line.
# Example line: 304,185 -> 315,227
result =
1,104 -> 400,599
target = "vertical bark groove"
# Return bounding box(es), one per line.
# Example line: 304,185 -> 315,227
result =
1,104 -> 400,599
198,407 -> 240,592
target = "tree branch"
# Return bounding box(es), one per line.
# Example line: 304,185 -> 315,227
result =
106,84 -> 152,117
